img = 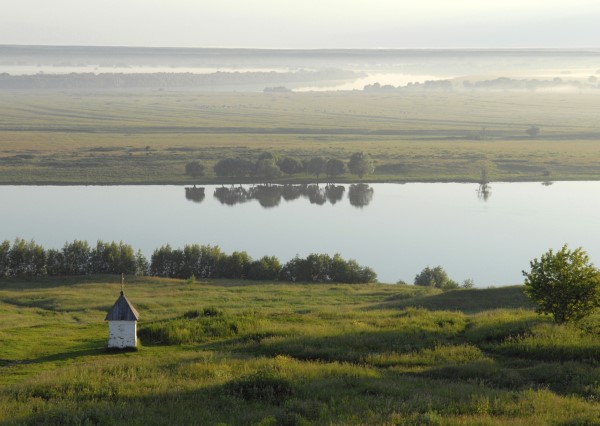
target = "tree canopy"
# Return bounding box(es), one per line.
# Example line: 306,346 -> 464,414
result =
185,161 -> 206,178
523,245 -> 600,323
347,152 -> 375,178
325,158 -> 346,180
414,266 -> 459,290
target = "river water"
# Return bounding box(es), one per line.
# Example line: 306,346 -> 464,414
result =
1,182 -> 599,286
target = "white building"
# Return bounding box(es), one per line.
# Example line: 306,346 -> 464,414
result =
105,290 -> 140,349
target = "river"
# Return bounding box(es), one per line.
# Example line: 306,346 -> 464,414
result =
1,182 -> 599,286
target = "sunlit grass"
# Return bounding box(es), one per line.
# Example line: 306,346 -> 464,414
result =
1,277 -> 599,424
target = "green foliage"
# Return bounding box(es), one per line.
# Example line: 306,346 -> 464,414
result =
139,309 -> 246,345
414,266 -> 459,290
280,253 -> 377,283
324,158 -> 346,180
247,256 -> 282,281
347,152 -> 375,178
184,160 -> 206,177
225,373 -> 294,405
254,158 -> 282,181
307,156 -> 327,179
0,238 -> 378,284
218,250 -> 251,279
277,157 -> 304,175
213,157 -> 254,178
523,245 -> 600,323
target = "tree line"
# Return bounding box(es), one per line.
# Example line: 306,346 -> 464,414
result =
0,238 -> 377,284
185,152 -> 375,181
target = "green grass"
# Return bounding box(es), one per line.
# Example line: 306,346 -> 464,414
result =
1,276 -> 599,425
1,91 -> 600,184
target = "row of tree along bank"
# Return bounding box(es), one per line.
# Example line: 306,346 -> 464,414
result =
185,152 -> 375,181
0,238 -> 377,284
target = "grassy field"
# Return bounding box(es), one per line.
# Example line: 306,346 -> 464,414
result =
1,276 -> 599,425
1,90 -> 600,184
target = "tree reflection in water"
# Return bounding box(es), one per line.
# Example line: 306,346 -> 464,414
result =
184,186 -> 205,203
306,185 -> 326,205
325,184 -> 345,204
214,185 -> 250,206
248,185 -> 283,208
348,184 -> 374,208
477,183 -> 491,202
197,183 -> 374,208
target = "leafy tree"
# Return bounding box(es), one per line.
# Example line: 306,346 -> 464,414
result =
523,245 -> 600,324
62,240 -> 92,275
135,249 -> 149,276
214,158 -> 254,178
8,238 -> 46,277
90,240 -> 137,275
414,266 -> 459,290
46,249 -> 64,276
0,240 -> 10,277
258,152 -> 277,161
307,157 -> 327,179
526,125 -> 540,138
254,159 -> 281,181
150,244 -> 181,277
247,256 -> 281,281
325,158 -> 346,180
218,251 -> 252,279
347,152 -> 374,179
277,157 -> 304,175
185,161 -> 206,178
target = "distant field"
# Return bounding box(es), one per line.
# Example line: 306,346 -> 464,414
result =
0,276 -> 598,425
1,90 -> 600,184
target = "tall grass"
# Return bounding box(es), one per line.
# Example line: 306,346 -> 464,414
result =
1,277 -> 599,424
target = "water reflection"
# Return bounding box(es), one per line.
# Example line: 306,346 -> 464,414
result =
184,186 -> 205,203
477,183 -> 492,202
213,186 -> 250,206
349,184 -> 374,208
188,184 -> 373,208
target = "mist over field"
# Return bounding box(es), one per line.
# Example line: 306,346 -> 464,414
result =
1,45 -> 599,92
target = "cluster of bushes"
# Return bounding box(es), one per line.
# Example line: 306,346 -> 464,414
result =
0,238 -> 147,278
151,244 -> 377,283
186,151 -> 374,181
399,265 -> 474,290
0,238 -> 377,284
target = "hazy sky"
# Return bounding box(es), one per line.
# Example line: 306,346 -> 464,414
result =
2,0 -> 599,48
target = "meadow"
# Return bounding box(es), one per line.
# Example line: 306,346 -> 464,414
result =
1,276 -> 599,425
1,90 -> 600,184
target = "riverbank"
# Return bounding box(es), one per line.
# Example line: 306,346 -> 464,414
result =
1,91 -> 599,185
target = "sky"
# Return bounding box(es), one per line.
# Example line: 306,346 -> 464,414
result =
1,0 -> 599,48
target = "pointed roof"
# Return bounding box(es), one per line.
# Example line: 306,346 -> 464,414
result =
105,291 -> 140,321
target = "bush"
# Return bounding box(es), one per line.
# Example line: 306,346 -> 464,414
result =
523,245 -> 600,323
414,266 -> 458,290
185,161 -> 205,177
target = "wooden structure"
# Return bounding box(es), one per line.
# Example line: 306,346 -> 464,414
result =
105,275 -> 140,349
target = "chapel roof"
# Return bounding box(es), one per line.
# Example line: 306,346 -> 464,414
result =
105,292 -> 140,321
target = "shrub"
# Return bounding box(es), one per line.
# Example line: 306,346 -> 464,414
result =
414,266 -> 458,290
523,245 -> 600,323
